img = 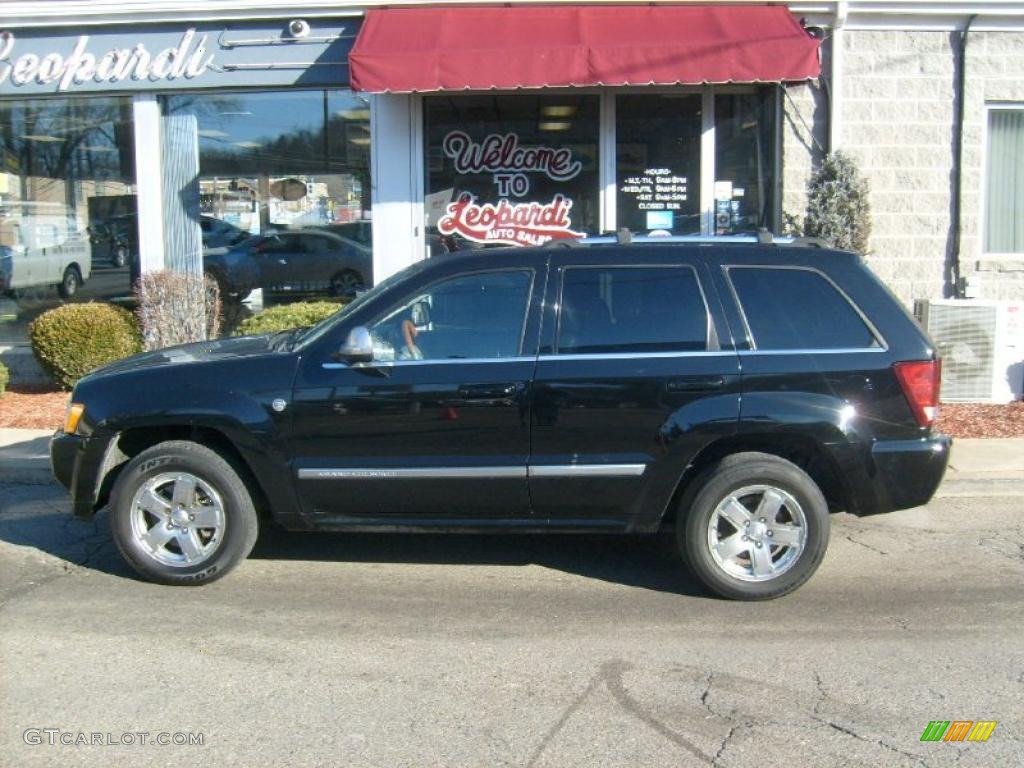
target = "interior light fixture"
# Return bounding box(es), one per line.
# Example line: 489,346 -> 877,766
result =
233,141 -> 262,149
198,129 -> 228,138
540,105 -> 576,118
348,137 -> 371,146
21,134 -> 65,142
538,121 -> 572,131
338,109 -> 371,120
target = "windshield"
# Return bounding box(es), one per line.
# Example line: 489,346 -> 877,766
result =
294,263 -> 427,349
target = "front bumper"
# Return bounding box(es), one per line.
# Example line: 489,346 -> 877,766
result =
50,430 -> 105,519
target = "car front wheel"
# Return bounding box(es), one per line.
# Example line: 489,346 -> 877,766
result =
677,452 -> 830,600
109,441 -> 259,585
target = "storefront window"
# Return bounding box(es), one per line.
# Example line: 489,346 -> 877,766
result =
165,90 -> 372,306
425,95 -> 599,248
714,91 -> 777,235
0,96 -> 136,343
616,94 -> 702,235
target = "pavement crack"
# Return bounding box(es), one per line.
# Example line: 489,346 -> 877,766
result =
814,717 -> 929,767
812,671 -> 827,715
602,660 -> 716,764
844,533 -> 888,556
711,724 -> 738,767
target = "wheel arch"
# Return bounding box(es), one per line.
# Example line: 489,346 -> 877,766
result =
96,424 -> 272,520
656,432 -> 850,531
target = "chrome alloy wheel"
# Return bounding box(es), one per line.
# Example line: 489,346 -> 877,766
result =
706,485 -> 808,582
129,472 -> 227,568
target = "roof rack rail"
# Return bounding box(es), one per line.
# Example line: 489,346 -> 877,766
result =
790,236 -> 830,248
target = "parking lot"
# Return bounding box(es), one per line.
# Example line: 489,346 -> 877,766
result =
0,481 -> 1020,767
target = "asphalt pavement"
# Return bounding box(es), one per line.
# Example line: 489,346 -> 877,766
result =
0,452 -> 1022,767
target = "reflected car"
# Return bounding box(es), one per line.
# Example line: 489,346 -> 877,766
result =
0,231 -> 91,300
204,229 -> 372,302
200,216 -> 251,250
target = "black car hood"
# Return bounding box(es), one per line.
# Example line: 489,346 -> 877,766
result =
85,334 -> 279,378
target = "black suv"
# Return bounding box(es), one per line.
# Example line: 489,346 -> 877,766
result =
50,238 -> 950,599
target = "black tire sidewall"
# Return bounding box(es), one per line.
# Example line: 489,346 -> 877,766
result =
59,268 -> 79,299
678,456 -> 830,600
109,442 -> 258,585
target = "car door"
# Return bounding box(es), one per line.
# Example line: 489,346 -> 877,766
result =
287,257 -> 546,523
529,248 -> 741,528
253,233 -> 303,290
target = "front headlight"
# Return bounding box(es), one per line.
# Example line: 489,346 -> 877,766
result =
63,402 -> 85,434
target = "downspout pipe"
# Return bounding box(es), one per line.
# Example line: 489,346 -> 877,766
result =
950,14 -> 976,299
828,0 -> 849,154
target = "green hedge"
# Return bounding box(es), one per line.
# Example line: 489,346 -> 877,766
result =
0,361 -> 8,398
234,300 -> 345,336
29,303 -> 143,390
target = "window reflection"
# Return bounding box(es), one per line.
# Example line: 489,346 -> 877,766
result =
165,90 -> 372,317
0,96 -> 136,343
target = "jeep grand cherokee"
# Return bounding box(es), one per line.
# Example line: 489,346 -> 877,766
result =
51,238 -> 950,599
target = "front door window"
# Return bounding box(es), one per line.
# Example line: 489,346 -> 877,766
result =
368,270 -> 534,361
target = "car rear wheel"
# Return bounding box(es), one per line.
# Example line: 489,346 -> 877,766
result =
58,266 -> 81,299
676,452 -> 830,600
329,269 -> 364,298
109,441 -> 259,585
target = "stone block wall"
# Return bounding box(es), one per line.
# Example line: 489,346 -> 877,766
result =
839,29 -> 956,305
783,29 -> 1024,306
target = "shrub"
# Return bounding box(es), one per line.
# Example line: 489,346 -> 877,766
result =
0,361 -> 8,398
29,303 -> 142,390
803,151 -> 872,254
136,270 -> 221,351
234,300 -> 345,337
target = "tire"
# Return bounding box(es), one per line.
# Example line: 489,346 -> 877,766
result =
676,452 -> 830,600
206,270 -> 248,304
329,269 -> 364,298
109,441 -> 259,586
57,266 -> 81,299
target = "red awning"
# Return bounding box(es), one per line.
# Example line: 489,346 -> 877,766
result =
350,5 -> 821,93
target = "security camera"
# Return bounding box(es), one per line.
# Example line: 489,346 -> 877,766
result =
288,19 -> 311,38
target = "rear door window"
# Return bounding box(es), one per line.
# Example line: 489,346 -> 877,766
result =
556,266 -> 708,354
728,266 -> 879,350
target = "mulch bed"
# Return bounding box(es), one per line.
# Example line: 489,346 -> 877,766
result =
1,385 -> 1022,438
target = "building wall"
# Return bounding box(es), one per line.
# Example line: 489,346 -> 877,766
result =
786,28 -> 1024,307
840,29 -> 956,304
961,31 -> 1024,301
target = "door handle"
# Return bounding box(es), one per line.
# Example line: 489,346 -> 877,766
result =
457,383 -> 519,400
666,376 -> 725,392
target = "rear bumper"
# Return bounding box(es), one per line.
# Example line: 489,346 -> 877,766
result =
843,434 -> 951,515
50,430 -> 105,519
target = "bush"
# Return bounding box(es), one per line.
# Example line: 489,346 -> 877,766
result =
803,151 -> 872,254
234,300 -> 345,336
0,361 -> 8,398
136,270 -> 221,351
29,303 -> 143,390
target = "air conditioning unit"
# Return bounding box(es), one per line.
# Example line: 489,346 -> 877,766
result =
913,299 -> 1023,403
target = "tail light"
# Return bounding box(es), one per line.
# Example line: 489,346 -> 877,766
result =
893,360 -> 941,428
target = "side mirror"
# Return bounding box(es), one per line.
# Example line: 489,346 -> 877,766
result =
335,326 -> 373,364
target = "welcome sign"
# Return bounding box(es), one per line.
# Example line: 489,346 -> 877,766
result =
437,130 -> 585,247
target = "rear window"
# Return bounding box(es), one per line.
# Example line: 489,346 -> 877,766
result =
557,266 -> 708,354
728,267 -> 879,350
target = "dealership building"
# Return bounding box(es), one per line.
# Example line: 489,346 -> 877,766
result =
0,0 -> 1022,394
